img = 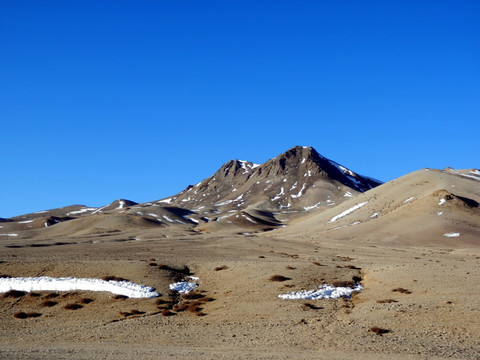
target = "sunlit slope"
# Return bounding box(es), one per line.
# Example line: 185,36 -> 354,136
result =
274,168 -> 480,246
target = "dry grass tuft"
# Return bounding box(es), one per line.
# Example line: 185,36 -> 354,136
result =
369,326 -> 390,335
41,300 -> 58,307
331,280 -> 354,288
344,265 -> 361,270
63,303 -> 83,310
286,266 -> 296,270
3,290 -> 27,298
214,265 -> 228,271
27,312 -> 42,318
28,292 -> 41,297
113,295 -> 128,300
303,303 -> 323,310
79,298 -> 94,304
13,312 -> 28,319
161,309 -> 175,316
258,256 -> 265,259
43,292 -> 59,299
392,287 -> 412,294
376,299 -> 398,304
173,303 -> 189,312
269,275 -> 291,282
181,292 -> 205,300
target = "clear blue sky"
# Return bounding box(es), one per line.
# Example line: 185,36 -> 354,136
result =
1,1 -> 479,218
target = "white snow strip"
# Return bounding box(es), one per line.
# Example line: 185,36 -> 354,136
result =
169,282 -> 198,294
18,220 -> 33,224
0,233 -> 18,237
444,232 -> 460,238
272,187 -> 285,201
242,214 -> 257,224
117,200 -> 125,209
162,215 -> 175,223
67,208 -> 97,216
370,212 -> 380,218
437,211 -> 443,216
91,205 -> 108,215
439,198 -> 446,206
344,191 -> 354,198
291,183 -> 306,199
303,202 -> 323,211
147,213 -> 158,217
301,158 -> 306,164
34,211 -> 48,214
158,198 -> 173,204
0,276 -> 159,298
214,200 -> 233,206
403,196 -> 415,204
329,201 -> 369,223
279,283 -> 363,300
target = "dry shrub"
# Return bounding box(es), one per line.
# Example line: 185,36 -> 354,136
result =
173,303 -> 189,312
28,292 -> 41,297
63,303 -> 83,310
27,312 -> 42,318
148,262 -> 157,267
344,265 -> 361,270
129,309 -> 145,315
392,288 -> 412,294
194,311 -> 206,316
304,303 -> 323,310
156,298 -> 172,305
161,309 -> 175,316
214,265 -> 228,271
258,256 -> 265,259
286,266 -> 296,270
149,258 -> 156,262
376,299 -> 398,304
43,292 -> 59,299
269,275 -> 291,282
312,262 -> 324,266
3,290 -> 26,298
181,292 -> 205,300
335,256 -> 355,261
113,295 -> 128,300
13,312 -> 28,319
80,298 -> 94,304
331,280 -> 354,288
41,300 -> 58,307
369,326 -> 390,335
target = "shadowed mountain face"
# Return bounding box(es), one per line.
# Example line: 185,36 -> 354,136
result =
0,146 -> 382,237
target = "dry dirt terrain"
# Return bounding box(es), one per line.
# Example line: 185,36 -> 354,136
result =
1,231 -> 479,359
2,148 -> 479,359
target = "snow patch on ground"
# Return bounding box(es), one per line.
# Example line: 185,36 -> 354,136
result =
279,283 -> 363,300
403,196 -> 415,204
344,191 -> 354,198
0,276 -> 159,298
329,201 -> 369,223
169,282 -> 198,294
18,220 -> 33,224
439,198 -> 446,206
158,198 -> 173,204
0,233 -> 18,237
444,232 -> 460,237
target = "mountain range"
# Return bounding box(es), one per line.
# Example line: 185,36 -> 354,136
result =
1,145 -> 479,246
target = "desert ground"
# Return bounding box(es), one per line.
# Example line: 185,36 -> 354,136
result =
1,230 -> 479,359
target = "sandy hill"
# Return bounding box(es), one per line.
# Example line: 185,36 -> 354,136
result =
273,168 -> 480,246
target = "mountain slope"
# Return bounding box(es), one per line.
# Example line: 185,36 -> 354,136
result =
273,168 -> 480,246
